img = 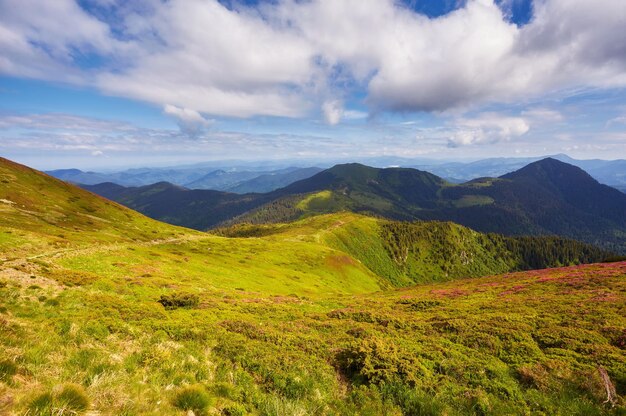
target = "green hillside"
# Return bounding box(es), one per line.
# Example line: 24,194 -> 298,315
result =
1,158 -> 624,415
218,213 -> 611,287
0,158 -> 385,296
0,157 -> 195,259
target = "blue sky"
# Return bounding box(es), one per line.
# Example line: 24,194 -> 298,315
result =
0,0 -> 625,170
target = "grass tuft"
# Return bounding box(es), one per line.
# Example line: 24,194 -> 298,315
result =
172,384 -> 213,415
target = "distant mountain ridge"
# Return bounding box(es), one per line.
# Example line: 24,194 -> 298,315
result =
82,158 -> 626,252
46,154 -> 625,190
47,165 -> 322,193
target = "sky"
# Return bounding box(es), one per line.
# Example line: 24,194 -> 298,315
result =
0,0 -> 625,170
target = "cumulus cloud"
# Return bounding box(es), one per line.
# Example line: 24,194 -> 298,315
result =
1,0 -> 625,119
163,104 -> 214,135
0,0 -> 131,82
322,100 -> 344,125
448,113 -> 530,147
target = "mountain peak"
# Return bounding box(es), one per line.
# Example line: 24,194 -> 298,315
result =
501,157 -> 595,184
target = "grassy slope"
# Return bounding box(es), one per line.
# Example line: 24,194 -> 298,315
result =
0,158 -> 625,414
218,212 -> 610,287
0,158 -> 384,296
1,259 -> 624,415
0,157 -> 192,258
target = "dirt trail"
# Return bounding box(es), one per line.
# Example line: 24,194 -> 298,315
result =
31,234 -> 212,260
314,218 -> 348,243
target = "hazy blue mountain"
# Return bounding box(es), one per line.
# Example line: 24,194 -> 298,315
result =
48,164 -> 323,191
45,168 -> 112,185
48,153 -> 625,189
225,167 -> 323,193
410,154 -> 626,188
184,169 -> 272,190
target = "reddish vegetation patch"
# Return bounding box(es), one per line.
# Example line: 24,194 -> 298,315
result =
590,291 -> 620,302
271,295 -> 302,304
533,261 -> 626,284
479,282 -> 503,287
498,285 -> 527,296
430,288 -> 469,298
241,298 -> 264,303
326,254 -> 357,267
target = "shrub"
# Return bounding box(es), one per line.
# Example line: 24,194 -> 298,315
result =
336,337 -> 421,385
44,297 -> 60,307
381,382 -> 447,416
57,384 -> 90,413
222,403 -> 247,416
158,292 -> 200,310
25,384 -> 89,415
0,359 -> 17,382
45,269 -> 98,287
26,392 -> 54,415
172,385 -> 212,415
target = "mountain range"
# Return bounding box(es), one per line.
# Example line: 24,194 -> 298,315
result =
409,153 -> 626,186
83,158 -> 626,253
47,165 -> 323,193
46,154 -> 626,192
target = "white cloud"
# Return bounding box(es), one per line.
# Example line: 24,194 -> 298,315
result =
448,113 -> 530,147
322,100 -> 344,125
0,113 -> 134,131
606,115 -> 626,127
1,0 -> 625,119
521,108 -> 564,122
0,0 -> 131,82
163,104 -> 214,135
97,0 -> 317,118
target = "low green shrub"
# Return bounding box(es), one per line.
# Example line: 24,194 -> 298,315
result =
26,392 -> 54,415
336,337 -> 421,385
172,385 -> 212,415
158,292 -> 200,310
0,359 -> 17,382
45,269 -> 98,287
221,403 -> 247,416
57,383 -> 90,413
25,384 -> 89,415
44,297 -> 60,307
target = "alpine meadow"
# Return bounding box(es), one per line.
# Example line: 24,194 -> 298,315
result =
1,1 -> 626,415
